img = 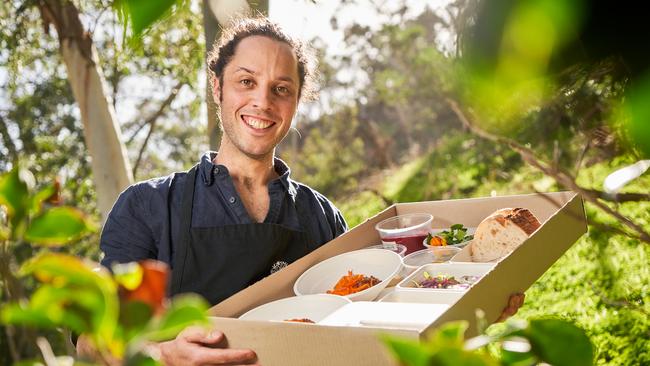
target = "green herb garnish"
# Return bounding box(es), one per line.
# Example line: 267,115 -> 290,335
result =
432,224 -> 473,245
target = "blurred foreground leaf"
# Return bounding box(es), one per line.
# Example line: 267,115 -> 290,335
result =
518,318 -> 593,366
384,318 -> 592,366
7,253 -> 121,355
384,321 -> 496,366
25,207 -> 96,246
117,260 -> 169,314
383,336 -> 433,366
622,72 -> 650,157
463,0 -> 583,132
139,294 -> 209,342
0,167 -> 33,233
115,0 -> 180,36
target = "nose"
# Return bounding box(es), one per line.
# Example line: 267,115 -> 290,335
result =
251,86 -> 272,111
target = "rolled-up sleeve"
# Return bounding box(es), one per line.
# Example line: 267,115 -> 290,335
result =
100,184 -> 157,268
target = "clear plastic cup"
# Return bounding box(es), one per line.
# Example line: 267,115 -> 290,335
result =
365,243 -> 408,257
375,213 -> 433,255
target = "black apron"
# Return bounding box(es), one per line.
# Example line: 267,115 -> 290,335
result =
169,165 -> 314,305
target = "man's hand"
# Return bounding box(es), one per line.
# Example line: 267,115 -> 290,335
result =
156,326 -> 259,366
496,293 -> 525,322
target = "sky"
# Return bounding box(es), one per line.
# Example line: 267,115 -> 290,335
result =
270,0 -> 453,55
267,0 -> 455,119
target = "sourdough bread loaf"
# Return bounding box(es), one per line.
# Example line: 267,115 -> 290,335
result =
469,208 -> 541,262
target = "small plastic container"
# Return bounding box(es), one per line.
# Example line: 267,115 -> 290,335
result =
423,238 -> 472,250
375,213 -> 433,255
402,247 -> 461,275
365,243 -> 407,257
423,227 -> 475,249
397,262 -> 496,290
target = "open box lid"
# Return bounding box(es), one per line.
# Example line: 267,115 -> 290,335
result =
205,192 -> 586,365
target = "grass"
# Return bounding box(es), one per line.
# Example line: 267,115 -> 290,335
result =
337,136 -> 650,365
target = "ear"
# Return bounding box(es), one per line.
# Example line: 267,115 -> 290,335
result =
211,75 -> 221,104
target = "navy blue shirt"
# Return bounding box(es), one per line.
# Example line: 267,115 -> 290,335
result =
100,152 -> 347,269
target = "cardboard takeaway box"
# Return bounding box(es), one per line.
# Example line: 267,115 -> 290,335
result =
207,192 -> 587,366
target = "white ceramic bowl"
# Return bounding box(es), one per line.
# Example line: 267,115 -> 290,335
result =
293,249 -> 403,301
402,247 -> 461,274
238,294 -> 350,323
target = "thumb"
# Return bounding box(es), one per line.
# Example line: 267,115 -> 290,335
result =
180,326 -> 224,345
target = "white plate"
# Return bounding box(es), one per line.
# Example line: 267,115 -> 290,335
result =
318,301 -> 449,331
294,249 -> 403,301
397,262 -> 495,290
239,294 -> 350,323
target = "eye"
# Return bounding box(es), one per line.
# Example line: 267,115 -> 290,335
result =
239,79 -> 253,87
274,86 -> 290,95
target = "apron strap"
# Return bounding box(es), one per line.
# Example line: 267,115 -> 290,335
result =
292,187 -> 315,249
169,164 -> 198,295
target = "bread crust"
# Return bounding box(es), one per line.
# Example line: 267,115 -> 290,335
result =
470,208 -> 541,262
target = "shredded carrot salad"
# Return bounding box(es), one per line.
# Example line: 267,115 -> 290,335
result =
327,270 -> 380,296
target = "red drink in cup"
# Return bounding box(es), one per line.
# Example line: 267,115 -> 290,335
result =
375,213 -> 433,255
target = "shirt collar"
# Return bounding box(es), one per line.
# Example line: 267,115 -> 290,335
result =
198,151 -> 294,194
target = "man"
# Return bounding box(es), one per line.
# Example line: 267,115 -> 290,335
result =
96,16 -> 523,366
98,18 -> 346,365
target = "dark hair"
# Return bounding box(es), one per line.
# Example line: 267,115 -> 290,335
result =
207,17 -> 318,101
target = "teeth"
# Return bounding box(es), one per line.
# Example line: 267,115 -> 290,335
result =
244,116 -> 273,129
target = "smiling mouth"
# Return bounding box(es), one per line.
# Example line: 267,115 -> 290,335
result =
242,115 -> 276,130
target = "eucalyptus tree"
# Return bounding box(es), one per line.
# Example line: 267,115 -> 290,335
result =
0,0 -> 206,219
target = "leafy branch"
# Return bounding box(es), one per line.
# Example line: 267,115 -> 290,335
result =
0,166 -> 209,365
445,98 -> 650,245
384,318 -> 593,366
132,81 -> 186,177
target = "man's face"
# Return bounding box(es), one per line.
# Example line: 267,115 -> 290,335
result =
214,35 -> 300,160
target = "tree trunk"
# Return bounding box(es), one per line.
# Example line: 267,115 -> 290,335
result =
203,0 -> 269,150
203,0 -> 222,150
38,0 -> 133,221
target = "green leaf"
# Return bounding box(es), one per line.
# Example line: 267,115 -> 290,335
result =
115,0 -> 180,36
120,301 -> 154,343
500,348 -> 536,366
623,71 -> 650,157
24,206 -> 96,246
0,225 -> 9,241
0,167 -> 33,232
13,360 -> 45,366
430,346 -> 497,366
425,320 -> 468,348
141,294 -> 209,342
29,184 -> 55,216
1,302 -> 57,329
113,261 -> 144,291
28,285 -> 97,333
124,352 -> 160,366
382,335 -> 432,366
19,253 -> 120,352
523,319 -> 593,366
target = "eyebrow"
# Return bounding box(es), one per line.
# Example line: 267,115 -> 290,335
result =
234,66 -> 296,84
